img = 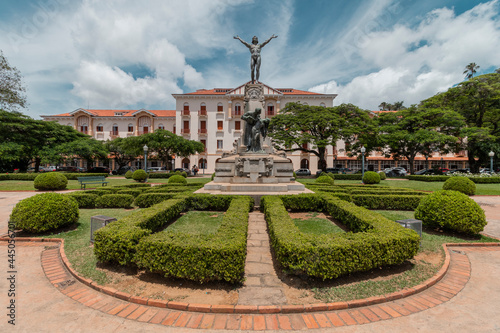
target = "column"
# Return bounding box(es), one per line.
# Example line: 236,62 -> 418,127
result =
228,100 -> 232,119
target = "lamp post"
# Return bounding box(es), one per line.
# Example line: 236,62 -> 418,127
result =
143,145 -> 148,173
361,146 -> 366,183
489,151 -> 495,174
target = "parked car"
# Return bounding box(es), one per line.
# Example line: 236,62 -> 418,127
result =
56,166 -> 78,172
45,166 -> 57,172
414,168 -> 444,175
174,168 -> 191,176
147,167 -> 164,172
87,167 -> 110,174
112,166 -> 135,175
384,167 -> 407,177
295,168 -> 311,176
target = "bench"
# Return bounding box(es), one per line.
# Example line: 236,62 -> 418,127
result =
77,176 -> 109,190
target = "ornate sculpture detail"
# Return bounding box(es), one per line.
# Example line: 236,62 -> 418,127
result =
241,107 -> 270,152
235,157 -> 244,177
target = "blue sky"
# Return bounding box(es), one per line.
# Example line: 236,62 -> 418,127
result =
0,0 -> 499,119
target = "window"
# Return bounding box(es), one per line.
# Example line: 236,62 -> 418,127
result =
80,125 -> 88,134
158,124 -> 165,130
112,124 -> 118,135
267,103 -> 274,116
96,124 -> 103,132
200,103 -> 206,111
128,124 -> 133,132
217,121 -> 223,131
217,103 -> 223,112
183,103 -> 189,111
199,120 -> 207,134
235,120 -> 241,130
200,139 -> 207,152
217,140 -> 223,150
320,103 -> 326,107
302,143 -> 308,150
234,103 -> 241,116
173,125 -> 176,134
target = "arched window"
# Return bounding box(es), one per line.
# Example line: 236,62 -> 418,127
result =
200,103 -> 207,116
96,123 -> 103,132
267,102 -> 274,116
300,159 -> 309,169
182,158 -> 190,169
112,124 -> 119,135
234,103 -> 241,116
320,103 -> 326,107
158,123 -> 165,130
217,103 -> 223,112
198,158 -> 207,170
183,102 -> 189,111
128,124 -> 134,132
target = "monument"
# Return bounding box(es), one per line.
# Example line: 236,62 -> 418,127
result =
198,35 -> 307,199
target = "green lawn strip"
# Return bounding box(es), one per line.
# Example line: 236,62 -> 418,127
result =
35,208 -> 137,285
292,214 -> 344,235
164,211 -> 224,235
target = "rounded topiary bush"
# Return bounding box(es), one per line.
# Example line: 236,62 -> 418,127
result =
34,172 -> 68,190
362,171 -> 381,184
315,175 -> 334,185
443,176 -> 476,196
168,174 -> 187,185
124,170 -> 133,179
132,169 -> 148,182
378,171 -> 386,180
10,193 -> 79,233
415,190 -> 486,235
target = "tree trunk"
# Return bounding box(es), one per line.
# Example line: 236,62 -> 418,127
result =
318,147 -> 327,171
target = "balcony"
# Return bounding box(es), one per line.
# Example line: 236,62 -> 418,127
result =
198,110 -> 207,117
198,128 -> 207,135
181,129 -> 190,135
96,132 -> 104,139
232,112 -> 242,118
182,110 -> 190,116
109,131 -> 119,139
126,132 -> 135,137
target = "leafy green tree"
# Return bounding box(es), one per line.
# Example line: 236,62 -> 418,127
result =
0,51 -> 27,111
105,136 -> 141,170
463,62 -> 480,79
378,106 -> 465,175
138,129 -> 204,168
268,103 -> 375,171
54,138 -> 109,169
0,110 -> 87,171
422,73 -> 500,172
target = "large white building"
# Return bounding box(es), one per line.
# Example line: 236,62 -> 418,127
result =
42,81 -> 468,173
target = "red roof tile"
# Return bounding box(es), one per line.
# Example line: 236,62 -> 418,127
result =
47,109 -> 175,117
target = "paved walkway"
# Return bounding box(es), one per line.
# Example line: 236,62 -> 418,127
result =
0,191 -> 500,332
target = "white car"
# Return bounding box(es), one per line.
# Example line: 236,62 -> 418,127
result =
45,166 -> 57,171
147,167 -> 163,172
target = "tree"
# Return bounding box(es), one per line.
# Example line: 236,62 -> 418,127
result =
378,106 -> 465,175
54,138 -> 109,169
496,68 -> 500,74
105,137 -> 141,170
268,103 -> 374,171
0,51 -> 27,111
378,101 -> 406,111
422,73 -> 500,172
138,129 -> 204,168
0,110 -> 87,171
463,62 -> 480,80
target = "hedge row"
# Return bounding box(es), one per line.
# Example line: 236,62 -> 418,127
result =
96,194 -> 134,209
134,193 -> 179,208
329,174 -> 362,180
0,173 -> 108,181
93,198 -> 189,265
261,194 -> 420,279
408,175 -> 500,183
135,196 -> 253,283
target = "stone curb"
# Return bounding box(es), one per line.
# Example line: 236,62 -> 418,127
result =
3,236 -> 499,314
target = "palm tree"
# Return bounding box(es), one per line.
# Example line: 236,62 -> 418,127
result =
393,101 -> 406,111
378,102 -> 388,111
463,62 -> 480,79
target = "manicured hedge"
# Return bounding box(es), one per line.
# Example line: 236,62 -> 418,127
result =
116,189 -> 143,197
135,196 -> 253,283
351,194 -> 425,210
115,183 -> 152,189
330,174 -> 362,180
408,175 -> 500,184
134,193 -> 178,208
84,188 -> 119,196
0,173 -> 108,181
93,198 -> 189,265
67,193 -> 98,208
261,194 -> 420,279
96,194 -> 135,208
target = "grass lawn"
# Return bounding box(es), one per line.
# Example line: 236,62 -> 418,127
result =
164,211 -> 224,235
37,208 -> 138,285
296,178 -> 500,195
292,212 -> 345,235
0,176 -> 212,191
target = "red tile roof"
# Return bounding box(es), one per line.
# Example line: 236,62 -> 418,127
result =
48,109 -> 175,117
183,88 -> 323,96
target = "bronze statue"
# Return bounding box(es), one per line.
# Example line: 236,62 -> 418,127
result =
241,108 -> 270,152
234,34 -> 278,83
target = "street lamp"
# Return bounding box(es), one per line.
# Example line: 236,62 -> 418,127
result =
360,146 -> 366,183
143,145 -> 148,173
489,151 -> 495,174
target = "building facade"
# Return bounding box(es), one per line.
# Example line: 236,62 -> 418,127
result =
42,81 -> 468,173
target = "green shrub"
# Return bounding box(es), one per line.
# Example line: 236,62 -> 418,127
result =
132,169 -> 148,182
415,190 -> 486,235
378,171 -> 386,180
315,175 -> 334,185
351,194 -> 424,210
124,170 -> 133,179
116,189 -> 143,197
407,175 -> 450,182
135,196 -> 252,283
10,193 -> 79,233
96,194 -> 134,208
168,174 -> 187,185
34,172 -> 68,190
443,176 -> 476,195
211,172 -> 215,181
261,194 -> 419,279
115,183 -> 151,189
135,193 -> 177,208
67,193 -> 97,208
148,173 -> 171,178
332,174 -> 362,180
362,171 -> 380,184
292,171 -> 297,179
84,188 -> 118,196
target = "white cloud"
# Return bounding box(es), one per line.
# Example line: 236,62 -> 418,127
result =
311,1 -> 500,109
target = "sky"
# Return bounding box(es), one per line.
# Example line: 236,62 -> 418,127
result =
0,0 -> 499,119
